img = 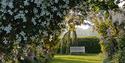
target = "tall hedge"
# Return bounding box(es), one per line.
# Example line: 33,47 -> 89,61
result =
74,36 -> 101,53
58,36 -> 101,54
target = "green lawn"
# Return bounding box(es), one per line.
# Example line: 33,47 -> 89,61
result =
51,54 -> 103,63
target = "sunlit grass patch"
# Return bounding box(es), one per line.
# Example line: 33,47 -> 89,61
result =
51,54 -> 103,63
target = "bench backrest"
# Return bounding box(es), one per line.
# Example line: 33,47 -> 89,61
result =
70,46 -> 85,53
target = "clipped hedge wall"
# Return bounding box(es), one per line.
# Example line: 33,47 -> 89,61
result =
57,36 -> 101,54
73,36 -> 101,53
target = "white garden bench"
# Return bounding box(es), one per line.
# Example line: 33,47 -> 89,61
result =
70,46 -> 85,54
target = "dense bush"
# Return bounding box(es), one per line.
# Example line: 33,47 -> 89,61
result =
111,34 -> 125,63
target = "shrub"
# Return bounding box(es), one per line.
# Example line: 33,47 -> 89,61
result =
111,35 -> 125,63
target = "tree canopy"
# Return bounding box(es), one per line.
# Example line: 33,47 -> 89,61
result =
0,0 -> 83,62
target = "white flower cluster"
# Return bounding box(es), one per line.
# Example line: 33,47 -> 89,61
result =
0,0 -> 70,42
115,0 -> 125,9
24,0 -> 29,6
32,18 -> 37,25
8,10 -> 13,15
30,36 -> 35,41
111,11 -> 125,25
16,34 -> 21,42
34,0 -> 43,7
19,31 -> 27,41
4,24 -> 12,33
43,31 -> 48,36
3,37 -> 10,44
0,24 -> 12,33
1,0 -> 8,9
63,0 -> 69,4
0,24 -> 12,34
33,8 -> 38,14
14,11 -> 26,22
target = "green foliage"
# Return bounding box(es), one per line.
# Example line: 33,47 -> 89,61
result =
112,34 -> 125,63
89,7 -> 119,62
87,0 -> 118,12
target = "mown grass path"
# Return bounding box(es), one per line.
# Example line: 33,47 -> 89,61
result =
51,54 -> 103,63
